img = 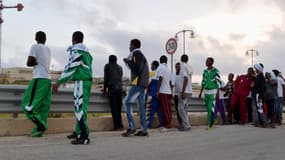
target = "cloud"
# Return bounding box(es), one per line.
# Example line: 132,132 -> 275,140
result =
191,36 -> 249,76
255,26 -> 285,74
3,0 -> 285,83
227,0 -> 249,13
273,0 -> 285,10
228,33 -> 247,41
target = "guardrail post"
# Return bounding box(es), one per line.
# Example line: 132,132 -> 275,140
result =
12,113 -> 18,118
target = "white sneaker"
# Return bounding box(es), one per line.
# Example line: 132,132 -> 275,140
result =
159,127 -> 168,132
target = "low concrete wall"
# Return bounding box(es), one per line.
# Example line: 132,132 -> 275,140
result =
0,114 -> 208,137
2,113 -> 283,137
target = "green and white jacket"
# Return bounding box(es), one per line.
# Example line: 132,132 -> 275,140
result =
202,67 -> 222,90
57,43 -> 93,84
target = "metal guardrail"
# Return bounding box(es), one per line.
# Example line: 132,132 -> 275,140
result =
0,85 -> 206,114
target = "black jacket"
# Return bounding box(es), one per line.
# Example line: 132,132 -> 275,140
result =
126,50 -> 149,88
104,62 -> 123,91
253,73 -> 265,98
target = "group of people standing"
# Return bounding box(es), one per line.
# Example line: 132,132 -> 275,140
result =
198,61 -> 285,129
225,64 -> 284,128
104,39 -> 194,137
21,31 -> 284,145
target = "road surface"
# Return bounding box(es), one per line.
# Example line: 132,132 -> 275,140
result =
0,124 -> 284,160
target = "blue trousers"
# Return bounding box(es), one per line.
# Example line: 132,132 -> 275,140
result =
147,96 -> 162,128
124,86 -> 147,132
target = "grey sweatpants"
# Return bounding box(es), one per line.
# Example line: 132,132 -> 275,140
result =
177,93 -> 192,128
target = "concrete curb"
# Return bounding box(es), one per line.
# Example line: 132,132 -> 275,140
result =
0,114 -> 208,136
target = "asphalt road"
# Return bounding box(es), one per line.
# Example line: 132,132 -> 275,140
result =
0,124 -> 284,160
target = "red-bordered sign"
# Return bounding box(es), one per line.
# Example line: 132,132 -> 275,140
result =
165,38 -> 177,55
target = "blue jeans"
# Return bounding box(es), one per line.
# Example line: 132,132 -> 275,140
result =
274,97 -> 283,123
124,86 -> 147,132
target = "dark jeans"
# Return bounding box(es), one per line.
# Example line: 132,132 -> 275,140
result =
108,88 -> 124,130
214,99 -> 226,123
174,95 -> 182,126
226,98 -> 240,122
266,99 -> 276,123
224,97 -> 239,122
247,97 -> 252,122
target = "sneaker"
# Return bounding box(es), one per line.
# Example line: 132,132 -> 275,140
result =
159,127 -> 168,132
233,120 -> 239,124
134,131 -> 148,136
121,128 -> 136,137
71,138 -> 90,145
262,124 -> 268,128
67,132 -> 78,139
30,131 -> 44,137
178,127 -> 191,131
214,119 -> 218,125
207,125 -> 212,130
113,127 -> 125,131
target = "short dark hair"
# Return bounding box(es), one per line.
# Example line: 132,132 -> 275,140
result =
72,31 -> 84,43
248,67 -> 254,71
160,55 -> 167,63
151,60 -> 159,69
181,54 -> 188,63
109,55 -> 117,63
35,31 -> 46,43
207,57 -> 214,63
130,39 -> 141,48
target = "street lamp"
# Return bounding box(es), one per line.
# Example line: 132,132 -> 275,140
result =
0,1 -> 24,76
174,29 -> 195,56
246,49 -> 259,66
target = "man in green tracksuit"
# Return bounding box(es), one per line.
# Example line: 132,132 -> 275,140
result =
22,31 -> 51,137
198,57 -> 222,130
53,31 -> 93,145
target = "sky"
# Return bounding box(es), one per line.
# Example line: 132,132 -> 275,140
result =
1,0 -> 285,83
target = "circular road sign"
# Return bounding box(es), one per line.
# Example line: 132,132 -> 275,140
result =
165,38 -> 177,55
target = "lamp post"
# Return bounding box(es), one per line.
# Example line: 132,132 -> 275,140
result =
0,1 -> 24,76
246,49 -> 259,66
174,29 -> 195,56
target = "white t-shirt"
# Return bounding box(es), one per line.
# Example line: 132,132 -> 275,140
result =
29,44 -> 51,79
156,63 -> 172,94
277,76 -> 285,97
219,90 -> 226,99
179,62 -> 193,93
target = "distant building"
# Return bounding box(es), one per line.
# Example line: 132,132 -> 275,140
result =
0,67 -> 131,90
0,67 -> 61,84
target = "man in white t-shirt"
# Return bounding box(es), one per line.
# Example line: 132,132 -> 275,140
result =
156,55 -> 173,129
272,70 -> 285,125
22,31 -> 51,137
177,54 -> 192,131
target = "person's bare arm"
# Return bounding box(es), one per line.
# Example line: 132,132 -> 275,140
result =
26,56 -> 37,67
198,86 -> 204,99
181,76 -> 188,99
157,76 -> 163,96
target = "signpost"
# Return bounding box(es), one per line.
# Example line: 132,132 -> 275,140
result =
165,38 -> 177,72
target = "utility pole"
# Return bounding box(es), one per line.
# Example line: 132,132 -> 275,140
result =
246,49 -> 259,66
174,29 -> 195,56
0,1 -> 24,76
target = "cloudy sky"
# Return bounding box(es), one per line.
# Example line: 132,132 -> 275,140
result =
1,0 -> 285,82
